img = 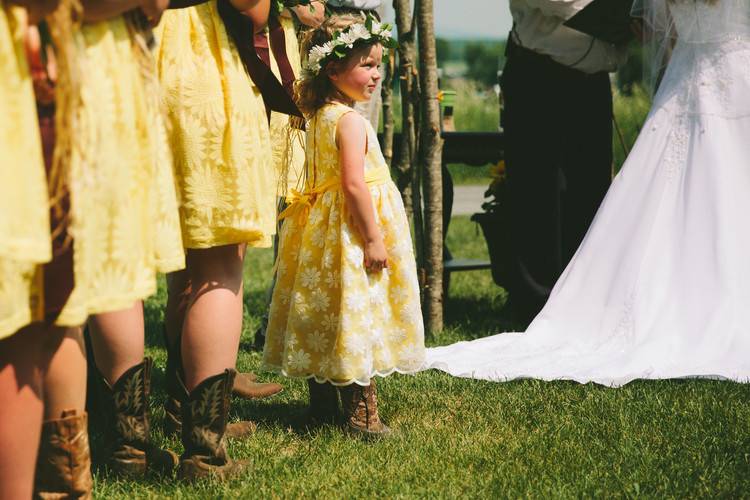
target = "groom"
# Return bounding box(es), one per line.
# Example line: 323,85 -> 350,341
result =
502,0 -> 630,324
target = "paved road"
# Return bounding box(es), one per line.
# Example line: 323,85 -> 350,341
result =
451,185 -> 487,216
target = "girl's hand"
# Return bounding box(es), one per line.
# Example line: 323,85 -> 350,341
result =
140,0 -> 169,26
364,238 -> 388,273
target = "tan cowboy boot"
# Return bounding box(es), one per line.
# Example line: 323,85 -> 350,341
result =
179,369 -> 249,481
232,371 -> 283,400
307,379 -> 340,425
338,379 -> 392,439
34,409 -> 93,499
94,358 -> 178,476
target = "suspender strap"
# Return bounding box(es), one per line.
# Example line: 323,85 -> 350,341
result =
217,0 -> 303,118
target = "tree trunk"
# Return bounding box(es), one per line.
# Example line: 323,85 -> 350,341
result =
381,52 -> 395,167
416,0 -> 444,333
393,0 -> 419,224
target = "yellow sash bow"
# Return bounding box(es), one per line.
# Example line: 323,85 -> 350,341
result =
278,165 -> 392,223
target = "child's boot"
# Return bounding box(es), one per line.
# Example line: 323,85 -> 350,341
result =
307,379 -> 340,425
34,409 -> 93,499
338,379 -> 392,439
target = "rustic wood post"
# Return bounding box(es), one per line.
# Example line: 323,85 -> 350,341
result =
416,0 -> 444,332
381,50 -> 395,167
393,0 -> 420,224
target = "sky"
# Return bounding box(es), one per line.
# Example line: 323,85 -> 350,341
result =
383,0 -> 513,40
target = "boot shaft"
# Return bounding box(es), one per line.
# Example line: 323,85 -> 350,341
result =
35,409 -> 93,499
181,369 -> 236,460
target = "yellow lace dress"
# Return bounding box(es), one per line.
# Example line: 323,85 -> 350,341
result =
56,16 -> 184,326
268,14 -> 305,198
0,12 -> 183,334
263,102 -> 425,386
0,3 -> 51,339
154,2 -> 275,249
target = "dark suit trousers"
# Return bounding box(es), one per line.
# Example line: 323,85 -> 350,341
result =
500,44 -> 613,321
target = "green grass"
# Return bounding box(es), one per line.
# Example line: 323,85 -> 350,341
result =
93,216 -> 750,498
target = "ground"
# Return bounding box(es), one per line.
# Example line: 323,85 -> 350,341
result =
90,216 -> 750,498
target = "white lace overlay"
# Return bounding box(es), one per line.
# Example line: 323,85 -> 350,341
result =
423,0 -> 750,386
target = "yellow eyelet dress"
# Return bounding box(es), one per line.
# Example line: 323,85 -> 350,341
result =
263,102 -> 425,386
154,2 -> 275,249
0,11 -> 184,334
268,14 -> 305,198
55,15 -> 185,326
0,3 -> 51,339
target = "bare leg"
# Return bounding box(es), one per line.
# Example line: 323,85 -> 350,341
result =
87,302 -> 145,385
0,325 -> 50,499
42,326 -> 87,420
165,269 -> 191,350
181,244 -> 246,391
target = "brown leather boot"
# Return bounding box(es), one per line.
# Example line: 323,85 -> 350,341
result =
338,379 -> 392,439
179,369 -> 249,481
307,379 -> 340,425
163,328 -> 185,438
232,371 -> 283,400
95,358 -> 178,476
164,352 -> 256,440
34,409 -> 93,499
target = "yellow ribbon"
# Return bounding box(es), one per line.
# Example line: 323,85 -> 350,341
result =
278,165 -> 392,223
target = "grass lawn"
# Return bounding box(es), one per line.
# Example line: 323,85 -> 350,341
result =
95,216 -> 750,498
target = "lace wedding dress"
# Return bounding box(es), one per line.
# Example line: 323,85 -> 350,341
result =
425,0 -> 750,386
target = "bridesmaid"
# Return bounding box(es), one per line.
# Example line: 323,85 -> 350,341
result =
155,0 -> 280,480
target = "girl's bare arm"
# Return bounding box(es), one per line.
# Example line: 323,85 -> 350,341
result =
338,111 -> 387,271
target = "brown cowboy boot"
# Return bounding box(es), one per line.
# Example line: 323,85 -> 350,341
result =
232,371 -> 283,400
179,369 -> 249,481
94,358 -> 178,476
338,379 -> 392,439
34,409 -> 93,499
307,379 -> 340,425
164,339 -> 256,439
163,328 -> 274,438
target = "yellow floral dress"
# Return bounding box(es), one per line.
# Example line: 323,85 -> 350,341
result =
154,2 -> 275,249
57,16 -> 185,326
264,102 -> 425,386
268,15 -> 305,198
0,3 -> 51,339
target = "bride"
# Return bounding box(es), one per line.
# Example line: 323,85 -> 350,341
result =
425,0 -> 750,386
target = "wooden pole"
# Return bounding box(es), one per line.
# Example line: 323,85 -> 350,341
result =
393,0 -> 419,224
381,50 -> 395,167
416,0 -> 443,332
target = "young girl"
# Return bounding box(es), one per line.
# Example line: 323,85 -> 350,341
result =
263,14 -> 425,438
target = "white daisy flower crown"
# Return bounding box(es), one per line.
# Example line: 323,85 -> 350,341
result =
304,15 -> 398,76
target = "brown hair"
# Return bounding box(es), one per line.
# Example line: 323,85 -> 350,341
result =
294,13 -> 375,117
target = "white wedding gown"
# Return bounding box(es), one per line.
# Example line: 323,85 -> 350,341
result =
425,0 -> 750,386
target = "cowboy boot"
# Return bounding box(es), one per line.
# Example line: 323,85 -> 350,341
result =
163,327 -> 184,438
179,369 -> 249,481
168,365 -> 256,440
307,379 -> 340,425
94,358 -> 178,476
163,328 -> 275,438
338,379 -> 392,439
164,326 -> 279,403
34,409 -> 93,499
232,371 -> 283,400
